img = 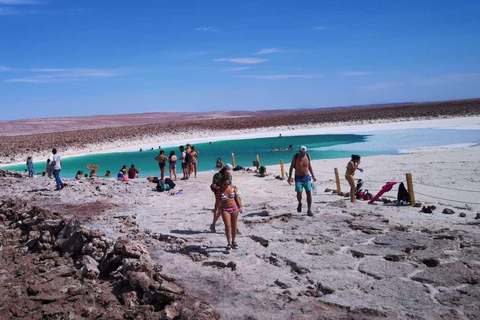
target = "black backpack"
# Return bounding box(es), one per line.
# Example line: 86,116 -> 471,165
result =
165,178 -> 176,189
397,182 -> 410,203
156,180 -> 166,192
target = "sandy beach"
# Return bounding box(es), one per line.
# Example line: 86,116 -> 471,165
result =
1,116 -> 479,318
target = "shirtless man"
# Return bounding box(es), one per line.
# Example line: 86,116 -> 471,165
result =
288,146 -> 316,216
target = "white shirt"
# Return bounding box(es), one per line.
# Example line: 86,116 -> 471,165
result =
181,151 -> 186,163
52,154 -> 62,170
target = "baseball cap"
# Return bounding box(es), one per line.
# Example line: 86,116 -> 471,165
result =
299,146 -> 307,153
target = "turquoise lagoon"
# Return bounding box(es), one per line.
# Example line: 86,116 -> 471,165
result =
2,128 -> 479,178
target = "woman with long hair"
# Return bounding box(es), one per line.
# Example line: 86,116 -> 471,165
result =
155,149 -> 168,181
190,146 -> 199,178
345,154 -> 363,203
215,174 -> 242,253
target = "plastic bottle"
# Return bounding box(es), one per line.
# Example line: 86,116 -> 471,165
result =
359,168 -> 364,173
312,182 -> 318,195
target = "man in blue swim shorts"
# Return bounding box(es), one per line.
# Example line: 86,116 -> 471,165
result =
288,146 -> 316,216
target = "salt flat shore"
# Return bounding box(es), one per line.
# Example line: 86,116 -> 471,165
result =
3,115 -> 480,167
1,97 -> 479,164
1,141 -> 479,319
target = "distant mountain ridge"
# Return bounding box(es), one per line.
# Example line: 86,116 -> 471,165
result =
0,99 -> 476,137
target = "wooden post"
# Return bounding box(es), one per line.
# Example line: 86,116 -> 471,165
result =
256,154 -> 260,166
334,168 -> 342,194
280,159 -> 285,178
406,173 -> 416,206
231,153 -> 236,168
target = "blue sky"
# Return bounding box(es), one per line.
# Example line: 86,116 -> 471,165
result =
1,0 -> 479,120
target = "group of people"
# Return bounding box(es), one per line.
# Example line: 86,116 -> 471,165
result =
26,149 -> 64,190
23,144 -> 363,253
154,144 -> 199,182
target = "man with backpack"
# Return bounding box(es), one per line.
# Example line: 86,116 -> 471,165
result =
288,146 -> 316,216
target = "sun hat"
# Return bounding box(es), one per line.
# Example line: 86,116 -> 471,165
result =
224,163 -> 233,171
299,146 -> 307,153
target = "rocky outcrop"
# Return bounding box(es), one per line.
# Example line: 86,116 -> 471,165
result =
0,198 -> 219,319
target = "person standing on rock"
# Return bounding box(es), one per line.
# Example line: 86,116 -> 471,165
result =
215,174 -> 242,253
288,146 -> 316,216
345,154 -> 363,203
26,156 -> 35,178
51,148 -> 64,191
46,159 -> 53,178
210,164 -> 233,232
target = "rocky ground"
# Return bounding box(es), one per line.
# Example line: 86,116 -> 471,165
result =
1,144 -> 479,319
1,98 -> 479,163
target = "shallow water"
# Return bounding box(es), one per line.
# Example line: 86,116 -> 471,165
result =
3,128 -> 479,179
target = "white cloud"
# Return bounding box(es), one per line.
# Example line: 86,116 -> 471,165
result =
6,78 -> 46,83
214,58 -> 267,64
222,67 -> 251,72
253,48 -> 283,55
0,0 -> 41,4
342,72 -> 372,76
0,65 -> 12,71
313,26 -> 326,30
6,68 -> 130,83
196,27 -> 217,32
243,74 -> 315,80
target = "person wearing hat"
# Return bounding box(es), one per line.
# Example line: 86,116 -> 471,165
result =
288,146 -> 316,216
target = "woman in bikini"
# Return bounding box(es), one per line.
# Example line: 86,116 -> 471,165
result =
154,150 -> 168,181
190,146 -> 199,178
215,175 -> 242,253
345,154 -> 363,203
169,150 -> 178,181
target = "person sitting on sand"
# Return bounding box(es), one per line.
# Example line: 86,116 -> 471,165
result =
169,150 -> 178,181
345,154 -> 363,203
128,164 -> 139,179
215,174 -> 242,253
46,159 -> 53,178
210,164 -> 233,232
154,150 -> 168,181
288,146 -> 316,216
105,170 -> 111,177
215,158 -> 224,168
75,171 -> 83,180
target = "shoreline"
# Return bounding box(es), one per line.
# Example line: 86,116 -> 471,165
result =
2,115 -> 479,167
1,143 -> 479,318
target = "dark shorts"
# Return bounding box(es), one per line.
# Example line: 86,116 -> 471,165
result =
159,162 -> 166,169
181,162 -> 188,169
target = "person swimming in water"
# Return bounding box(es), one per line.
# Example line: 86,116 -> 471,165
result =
345,154 -> 363,203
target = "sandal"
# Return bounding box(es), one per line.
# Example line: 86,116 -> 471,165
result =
297,203 -> 302,213
209,224 -> 216,233
232,242 -> 238,249
225,244 -> 232,253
